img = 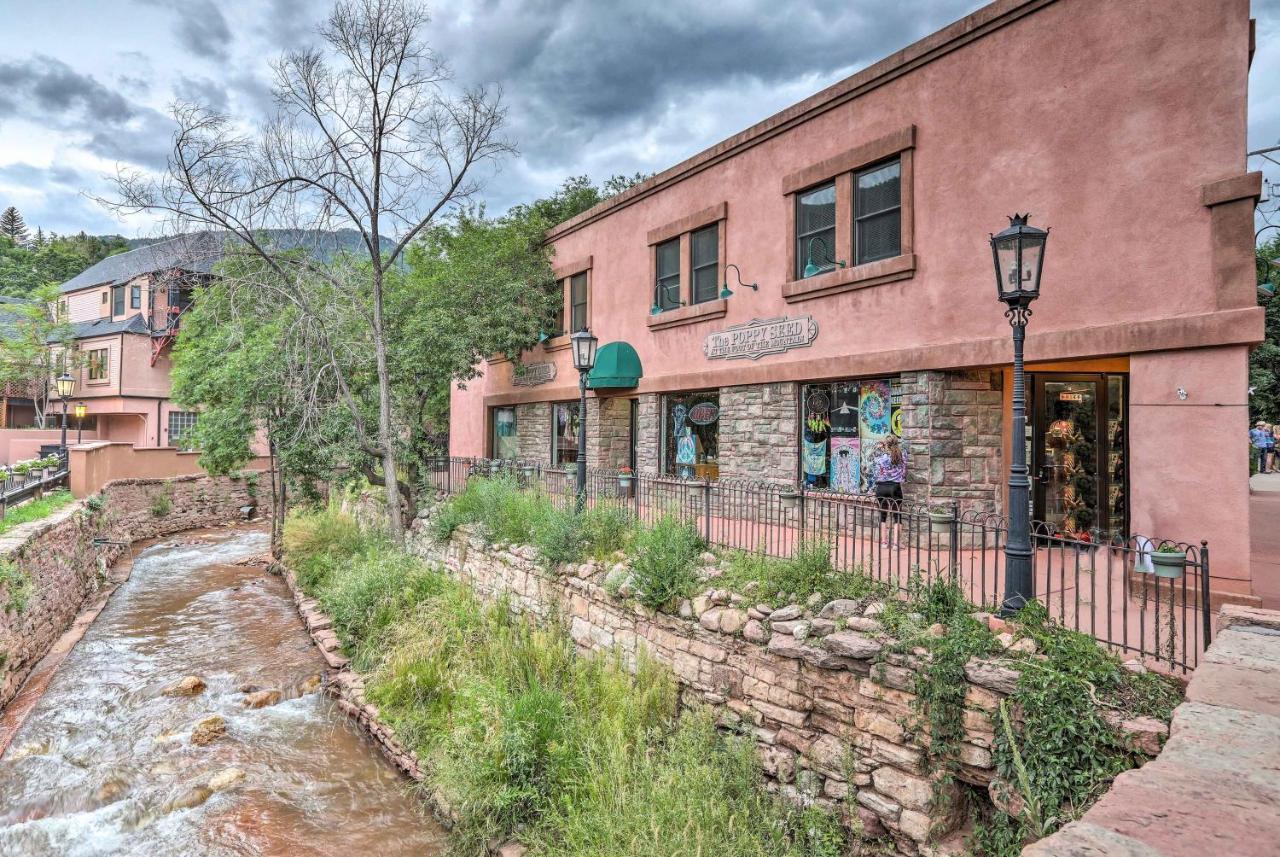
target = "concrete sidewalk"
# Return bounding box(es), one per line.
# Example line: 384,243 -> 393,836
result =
1251,472 -> 1280,610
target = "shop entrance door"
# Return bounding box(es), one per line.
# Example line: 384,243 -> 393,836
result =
1031,374 -> 1127,540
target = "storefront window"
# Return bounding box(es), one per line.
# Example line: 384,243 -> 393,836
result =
799,378 -> 900,491
552,402 -> 580,466
662,392 -> 719,480
492,406 -> 517,460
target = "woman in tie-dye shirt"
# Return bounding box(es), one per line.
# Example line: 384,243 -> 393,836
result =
872,436 -> 907,547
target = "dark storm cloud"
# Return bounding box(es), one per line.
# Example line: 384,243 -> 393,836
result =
259,0 -> 322,50
0,56 -> 136,123
174,76 -> 231,113
140,0 -> 234,62
425,0 -> 984,187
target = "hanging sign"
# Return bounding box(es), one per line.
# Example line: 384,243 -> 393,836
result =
703,315 -> 819,361
512,362 -> 557,387
688,402 -> 719,425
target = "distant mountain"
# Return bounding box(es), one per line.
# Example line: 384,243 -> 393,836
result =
124,229 -> 396,258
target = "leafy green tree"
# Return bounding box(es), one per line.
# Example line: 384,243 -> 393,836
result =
0,283 -> 75,427
0,231 -> 129,297
1251,234 -> 1280,424
0,207 -> 27,244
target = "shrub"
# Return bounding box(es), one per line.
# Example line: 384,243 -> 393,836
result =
628,514 -> 702,609
721,539 -> 887,607
0,560 -> 31,613
578,500 -> 634,559
428,476 -> 546,546
531,504 -> 585,570
282,506 -> 369,593
149,490 -> 172,518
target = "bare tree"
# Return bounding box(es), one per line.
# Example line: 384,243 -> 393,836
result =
104,0 -> 512,538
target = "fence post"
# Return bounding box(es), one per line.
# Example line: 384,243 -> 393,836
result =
702,480 -> 712,544
1201,540 -> 1212,647
798,484 -> 807,553
949,500 -> 960,580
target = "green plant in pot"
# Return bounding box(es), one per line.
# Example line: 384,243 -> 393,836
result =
1150,544 -> 1188,579
12,462 -> 31,478
617,465 -> 634,496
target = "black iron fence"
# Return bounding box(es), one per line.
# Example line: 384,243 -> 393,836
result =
422,456 -> 1212,672
0,450 -> 70,518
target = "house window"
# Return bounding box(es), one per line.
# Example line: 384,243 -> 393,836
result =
799,379 -> 900,491
112,286 -> 125,316
492,406 -> 518,460
662,391 -> 719,480
168,411 -> 198,448
796,183 -> 837,279
101,291 -> 108,305
87,348 -> 109,382
655,238 -> 681,311
130,285 -> 141,309
551,402 -> 580,466
690,223 -> 719,304
569,272 -> 588,332
854,158 -> 901,265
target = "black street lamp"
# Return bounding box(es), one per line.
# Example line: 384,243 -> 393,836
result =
991,213 -> 1049,615
74,402 -> 87,445
570,327 -> 599,511
54,371 -> 76,457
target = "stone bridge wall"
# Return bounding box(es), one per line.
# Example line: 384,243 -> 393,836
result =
404,521 -> 1079,854
1025,604 -> 1280,857
0,473 -> 263,710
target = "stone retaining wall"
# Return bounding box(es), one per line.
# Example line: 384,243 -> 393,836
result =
0,474 -> 262,710
402,520 -> 1159,854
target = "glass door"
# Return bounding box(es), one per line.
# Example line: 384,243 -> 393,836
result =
1032,375 -> 1127,540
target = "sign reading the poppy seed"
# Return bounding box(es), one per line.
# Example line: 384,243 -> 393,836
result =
703,315 -> 819,361
512,362 -> 557,387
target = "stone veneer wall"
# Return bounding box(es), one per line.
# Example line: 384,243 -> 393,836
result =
403,520 -> 1103,855
899,370 -> 1004,514
0,474 -> 261,710
718,383 -> 799,484
587,396 -> 632,471
515,402 -> 549,463
635,393 -> 660,472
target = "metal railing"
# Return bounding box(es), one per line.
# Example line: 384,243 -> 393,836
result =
422,457 -> 1212,672
0,450 -> 71,518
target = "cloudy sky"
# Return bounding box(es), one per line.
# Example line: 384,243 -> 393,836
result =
0,0 -> 1277,239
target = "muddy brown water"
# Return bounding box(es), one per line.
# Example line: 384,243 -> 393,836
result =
0,525 -> 448,856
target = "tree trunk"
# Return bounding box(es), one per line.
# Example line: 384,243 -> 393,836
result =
371,270 -> 404,541
268,438 -> 285,559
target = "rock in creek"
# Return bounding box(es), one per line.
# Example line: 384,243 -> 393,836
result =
163,785 -> 213,813
297,674 -> 322,695
243,689 -> 283,709
190,714 -> 226,746
162,676 -> 206,697
207,767 -> 246,792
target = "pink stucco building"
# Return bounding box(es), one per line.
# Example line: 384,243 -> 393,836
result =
450,0 -> 1266,600
52,234 -> 220,450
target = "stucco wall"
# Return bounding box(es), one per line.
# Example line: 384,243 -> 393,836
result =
0,474 -> 262,711
68,442 -> 271,499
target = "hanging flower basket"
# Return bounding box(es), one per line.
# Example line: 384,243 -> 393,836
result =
1150,548 -> 1188,579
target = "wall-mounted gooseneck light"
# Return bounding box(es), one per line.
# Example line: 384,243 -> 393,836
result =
719,263 -> 758,299
802,236 -> 847,278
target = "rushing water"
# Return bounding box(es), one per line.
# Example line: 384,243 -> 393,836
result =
0,525 -> 448,856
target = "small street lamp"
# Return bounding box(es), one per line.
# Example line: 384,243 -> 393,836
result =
802,236 -> 847,278
991,213 -> 1049,615
74,402 -> 87,445
718,263 -> 758,300
54,371 -> 76,458
570,327 -> 599,511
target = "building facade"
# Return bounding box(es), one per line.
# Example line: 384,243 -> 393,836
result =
53,234 -> 219,450
449,0 -> 1265,597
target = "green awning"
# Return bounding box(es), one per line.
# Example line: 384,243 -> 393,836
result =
587,341 -> 643,389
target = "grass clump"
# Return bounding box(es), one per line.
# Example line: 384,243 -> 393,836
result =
428,476 -> 544,546
0,489 -> 75,534
721,539 -> 889,607
282,505 -> 369,592
627,514 -> 703,609
0,560 -> 31,613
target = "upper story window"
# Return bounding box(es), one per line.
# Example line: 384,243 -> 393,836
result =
690,224 -> 720,304
781,126 -> 915,299
796,182 -> 837,279
569,271 -> 588,331
111,286 -> 124,316
551,280 -> 566,336
655,238 -> 681,312
130,285 -> 142,309
854,159 -> 901,265
87,348 -> 108,382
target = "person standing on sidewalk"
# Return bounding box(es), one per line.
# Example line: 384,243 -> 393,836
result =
1252,421 -> 1275,473
873,435 -> 908,547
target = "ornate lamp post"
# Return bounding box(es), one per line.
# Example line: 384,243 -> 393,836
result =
570,327 -> 599,512
54,371 -> 76,457
991,214 -> 1049,615
74,402 -> 87,444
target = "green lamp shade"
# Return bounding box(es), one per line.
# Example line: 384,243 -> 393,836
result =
587,341 -> 643,390
803,261 -> 821,277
